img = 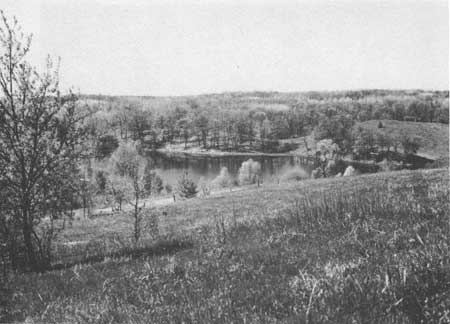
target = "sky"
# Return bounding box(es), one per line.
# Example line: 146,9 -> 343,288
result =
2,0 -> 449,96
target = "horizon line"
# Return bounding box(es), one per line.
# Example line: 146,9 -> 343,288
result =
78,87 -> 450,98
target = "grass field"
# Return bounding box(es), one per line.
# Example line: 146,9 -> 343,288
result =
2,169 -> 449,323
357,120 -> 449,161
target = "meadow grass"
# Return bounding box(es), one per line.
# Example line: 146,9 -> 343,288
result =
357,120 -> 449,161
2,169 -> 449,323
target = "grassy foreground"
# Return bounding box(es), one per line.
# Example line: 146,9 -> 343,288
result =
2,169 -> 449,323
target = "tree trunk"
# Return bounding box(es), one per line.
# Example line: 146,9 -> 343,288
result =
134,197 -> 140,245
22,217 -> 38,271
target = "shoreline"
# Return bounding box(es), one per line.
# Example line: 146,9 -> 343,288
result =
153,147 -> 436,167
154,147 -> 310,158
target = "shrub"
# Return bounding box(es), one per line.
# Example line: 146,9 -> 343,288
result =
401,135 -> 421,156
238,159 -> 261,185
343,165 -> 355,176
316,139 -> 341,161
212,167 -> 232,188
281,167 -> 309,182
198,177 -> 211,196
95,170 -> 108,193
312,167 -> 324,179
143,167 -> 164,195
177,172 -> 198,199
95,135 -> 119,159
378,158 -> 404,172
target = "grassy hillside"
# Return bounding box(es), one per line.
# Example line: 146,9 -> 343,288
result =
3,169 -> 450,323
357,120 -> 449,160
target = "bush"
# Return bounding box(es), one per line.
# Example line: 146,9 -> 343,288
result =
177,172 -> 198,199
198,177 -> 211,196
278,142 -> 298,153
378,158 -> 404,172
143,167 -> 164,195
311,168 -> 321,179
95,135 -> 119,159
212,167 -> 232,188
95,170 -> 108,193
281,167 -> 309,182
238,159 -> 261,185
343,165 -> 356,176
401,135 -> 421,156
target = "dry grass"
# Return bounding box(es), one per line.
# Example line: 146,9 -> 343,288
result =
2,168 -> 449,323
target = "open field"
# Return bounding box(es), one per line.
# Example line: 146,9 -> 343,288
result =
3,168 -> 449,323
357,120 -> 449,161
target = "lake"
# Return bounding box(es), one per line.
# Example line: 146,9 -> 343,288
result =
146,152 -> 317,186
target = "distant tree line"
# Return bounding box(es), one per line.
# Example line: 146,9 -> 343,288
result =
83,89 -> 448,157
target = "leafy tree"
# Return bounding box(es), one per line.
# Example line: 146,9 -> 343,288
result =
375,131 -> 393,160
194,113 -> 210,148
401,135 -> 421,156
95,134 -> 119,159
95,170 -> 108,193
108,142 -> 147,244
212,167 -> 232,188
314,114 -> 354,153
286,109 -> 305,137
238,159 -> 261,185
78,163 -> 96,218
392,102 -> 406,121
260,118 -> 272,152
143,165 -> 164,195
0,12 -> 87,270
114,106 -> 129,140
314,139 -> 342,177
198,176 -> 211,196
352,127 -> 376,160
272,115 -> 291,139
434,102 -> 449,124
177,118 -> 191,149
316,139 -> 341,161
106,173 -> 129,211
127,106 -> 151,141
177,172 -> 198,198
406,100 -> 436,122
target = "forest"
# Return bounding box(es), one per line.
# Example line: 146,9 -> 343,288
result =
85,90 -> 449,157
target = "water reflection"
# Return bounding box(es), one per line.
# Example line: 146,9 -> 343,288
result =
146,152 -> 316,185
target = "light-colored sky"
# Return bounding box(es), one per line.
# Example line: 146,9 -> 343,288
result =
2,0 -> 449,96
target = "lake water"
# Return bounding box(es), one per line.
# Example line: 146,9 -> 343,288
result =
146,152 -> 317,186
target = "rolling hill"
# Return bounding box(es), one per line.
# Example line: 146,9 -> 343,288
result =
357,119 -> 449,161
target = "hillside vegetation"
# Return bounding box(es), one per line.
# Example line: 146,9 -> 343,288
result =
3,169 -> 449,323
358,120 -> 449,160
84,90 -> 448,157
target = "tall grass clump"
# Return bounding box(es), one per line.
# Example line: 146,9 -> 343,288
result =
280,175 -> 450,323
